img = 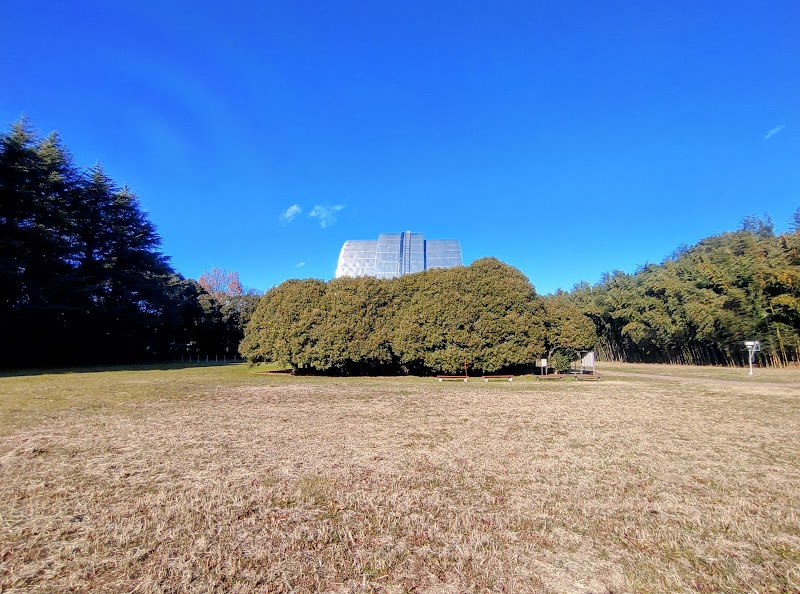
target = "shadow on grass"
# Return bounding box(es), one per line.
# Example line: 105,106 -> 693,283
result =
0,360 -> 246,378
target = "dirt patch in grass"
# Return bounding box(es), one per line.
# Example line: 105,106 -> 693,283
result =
1,370 -> 799,593
598,361 -> 800,385
600,369 -> 800,389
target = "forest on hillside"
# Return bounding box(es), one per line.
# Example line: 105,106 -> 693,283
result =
0,120 -> 256,368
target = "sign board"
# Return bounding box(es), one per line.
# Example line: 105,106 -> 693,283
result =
540,358 -> 548,368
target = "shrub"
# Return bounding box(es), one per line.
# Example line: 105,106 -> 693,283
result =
550,349 -> 577,373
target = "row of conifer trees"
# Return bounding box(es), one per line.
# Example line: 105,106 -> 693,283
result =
0,120 -> 248,367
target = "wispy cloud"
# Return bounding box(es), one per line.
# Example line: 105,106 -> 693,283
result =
308,204 -> 345,228
280,204 -> 302,224
764,124 -> 785,141
296,262 -> 306,268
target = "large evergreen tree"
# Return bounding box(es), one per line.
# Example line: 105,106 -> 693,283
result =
0,119 -> 233,367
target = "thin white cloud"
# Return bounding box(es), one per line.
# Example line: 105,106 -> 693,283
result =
308,204 -> 345,228
764,124 -> 785,141
296,261 -> 306,268
280,204 -> 302,224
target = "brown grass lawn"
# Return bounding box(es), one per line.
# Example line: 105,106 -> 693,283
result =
596,361 -> 800,384
1,365 -> 799,593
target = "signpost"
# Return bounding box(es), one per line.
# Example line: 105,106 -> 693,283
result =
744,340 -> 760,376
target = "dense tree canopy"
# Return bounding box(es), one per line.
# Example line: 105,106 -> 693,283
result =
198,266 -> 262,355
9,117 -> 791,372
566,215 -> 800,366
241,259 -> 592,375
243,217 -> 800,373
541,292 -> 597,363
389,258 -> 547,373
0,119 -> 238,367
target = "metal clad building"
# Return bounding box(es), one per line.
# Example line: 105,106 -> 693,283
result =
336,231 -> 462,279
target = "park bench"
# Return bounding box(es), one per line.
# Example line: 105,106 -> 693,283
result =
482,375 -> 514,382
437,375 -> 469,382
535,374 -> 564,381
575,374 -> 601,381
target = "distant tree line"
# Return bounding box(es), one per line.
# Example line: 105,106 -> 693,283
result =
6,118 -> 796,372
241,258 -> 596,374
565,215 -> 800,366
242,217 -> 800,374
0,119 -> 256,367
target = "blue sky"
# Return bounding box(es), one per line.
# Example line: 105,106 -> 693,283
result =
2,1 -> 798,295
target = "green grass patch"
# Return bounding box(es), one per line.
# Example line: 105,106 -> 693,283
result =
0,363 -> 262,436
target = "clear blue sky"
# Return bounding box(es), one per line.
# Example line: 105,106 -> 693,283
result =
2,1 -> 798,294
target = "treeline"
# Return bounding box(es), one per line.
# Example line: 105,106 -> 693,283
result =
6,117 -> 796,372
0,119 -> 255,367
242,218 -> 800,373
565,216 -> 800,366
241,258 -> 596,374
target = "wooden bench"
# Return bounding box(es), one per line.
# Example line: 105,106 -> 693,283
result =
535,374 -> 564,381
437,375 -> 468,382
482,375 -> 514,382
575,374 -> 601,381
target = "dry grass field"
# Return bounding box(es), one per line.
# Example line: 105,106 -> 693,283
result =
1,364 -> 798,593
598,361 -> 800,384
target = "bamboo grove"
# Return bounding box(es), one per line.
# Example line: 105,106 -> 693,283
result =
0,120 -> 255,367
566,215 -> 800,367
